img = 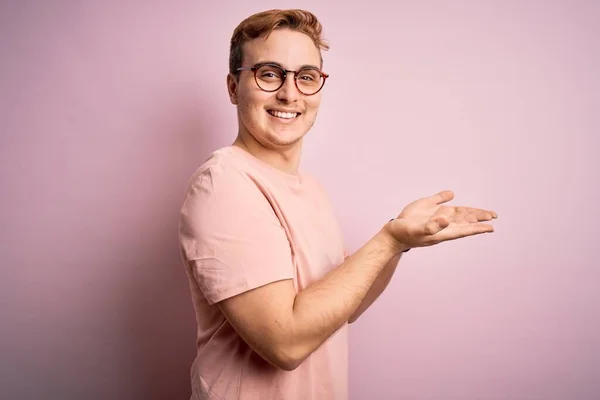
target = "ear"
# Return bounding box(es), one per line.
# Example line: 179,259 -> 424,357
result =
226,73 -> 239,105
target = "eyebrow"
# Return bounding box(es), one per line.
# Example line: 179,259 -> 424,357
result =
256,60 -> 321,70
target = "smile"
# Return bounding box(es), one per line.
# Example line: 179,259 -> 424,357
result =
267,110 -> 300,119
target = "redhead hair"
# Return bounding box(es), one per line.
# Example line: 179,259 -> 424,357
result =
229,9 -> 329,75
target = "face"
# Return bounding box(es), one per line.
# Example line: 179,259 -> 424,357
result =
227,28 -> 324,150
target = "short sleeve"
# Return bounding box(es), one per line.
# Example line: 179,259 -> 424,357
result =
179,166 -> 294,304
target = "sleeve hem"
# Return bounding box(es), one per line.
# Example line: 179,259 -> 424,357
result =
206,275 -> 295,305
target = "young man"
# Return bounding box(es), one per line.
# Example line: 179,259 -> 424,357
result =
178,9 -> 497,400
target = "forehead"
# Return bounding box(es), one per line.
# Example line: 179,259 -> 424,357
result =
242,28 -> 321,69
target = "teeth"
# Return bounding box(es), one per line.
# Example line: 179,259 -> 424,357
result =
269,110 -> 298,119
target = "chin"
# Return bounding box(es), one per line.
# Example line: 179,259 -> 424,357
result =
265,131 -> 305,148
261,123 -> 307,146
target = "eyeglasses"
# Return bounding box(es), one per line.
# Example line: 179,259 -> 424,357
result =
236,63 -> 329,96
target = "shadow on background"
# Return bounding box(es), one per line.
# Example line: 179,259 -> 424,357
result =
0,2 -> 237,399
117,95 -> 230,399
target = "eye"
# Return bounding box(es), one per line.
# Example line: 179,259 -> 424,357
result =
297,70 -> 320,82
257,65 -> 283,80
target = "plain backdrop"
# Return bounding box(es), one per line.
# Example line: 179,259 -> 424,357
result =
1,1 -> 599,399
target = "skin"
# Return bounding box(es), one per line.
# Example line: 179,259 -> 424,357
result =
227,28 -> 321,174
219,28 -> 498,371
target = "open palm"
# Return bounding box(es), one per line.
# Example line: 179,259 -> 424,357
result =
388,190 -> 497,248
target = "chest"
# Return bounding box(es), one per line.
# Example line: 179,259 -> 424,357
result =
273,188 -> 345,290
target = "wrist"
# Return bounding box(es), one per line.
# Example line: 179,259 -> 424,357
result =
380,219 -> 410,255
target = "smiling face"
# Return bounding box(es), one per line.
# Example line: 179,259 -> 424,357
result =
227,28 -> 324,151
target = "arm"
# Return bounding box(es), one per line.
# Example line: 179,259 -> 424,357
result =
218,226 -> 406,371
217,190 -> 497,371
345,190 -> 498,326
348,252 -> 402,324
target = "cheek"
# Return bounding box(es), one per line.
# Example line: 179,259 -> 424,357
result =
304,98 -> 321,118
307,96 -> 321,111
239,91 -> 268,116
237,96 -> 263,125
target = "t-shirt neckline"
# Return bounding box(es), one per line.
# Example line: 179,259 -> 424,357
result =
226,145 -> 303,186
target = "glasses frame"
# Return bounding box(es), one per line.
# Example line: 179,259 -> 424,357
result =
236,62 -> 329,96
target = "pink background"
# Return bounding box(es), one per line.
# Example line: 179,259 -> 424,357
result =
2,1 -> 599,399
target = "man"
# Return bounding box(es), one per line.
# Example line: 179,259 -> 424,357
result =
178,9 -> 497,400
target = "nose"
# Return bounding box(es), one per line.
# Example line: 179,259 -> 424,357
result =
275,73 -> 300,103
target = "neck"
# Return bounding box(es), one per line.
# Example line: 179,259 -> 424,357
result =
232,132 -> 302,175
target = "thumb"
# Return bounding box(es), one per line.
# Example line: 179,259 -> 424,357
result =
428,190 -> 454,205
423,216 -> 450,236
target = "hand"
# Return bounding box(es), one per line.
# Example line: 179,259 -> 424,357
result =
386,190 -> 497,251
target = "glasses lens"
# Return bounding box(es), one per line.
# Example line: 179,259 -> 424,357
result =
255,65 -> 284,91
254,65 -> 325,95
296,68 -> 324,95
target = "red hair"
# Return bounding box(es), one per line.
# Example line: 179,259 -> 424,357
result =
229,9 -> 329,74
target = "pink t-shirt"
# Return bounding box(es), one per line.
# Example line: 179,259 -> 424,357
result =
178,146 -> 349,400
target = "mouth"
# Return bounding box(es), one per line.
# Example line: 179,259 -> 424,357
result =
267,109 -> 301,120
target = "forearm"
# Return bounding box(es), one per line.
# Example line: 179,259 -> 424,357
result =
348,252 -> 402,324
286,227 -> 403,363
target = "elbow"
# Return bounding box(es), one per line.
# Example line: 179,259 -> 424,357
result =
271,344 -> 307,371
275,358 -> 302,372
348,311 -> 360,324
260,336 -> 311,371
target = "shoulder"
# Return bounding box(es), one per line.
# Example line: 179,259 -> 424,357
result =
179,148 -> 279,232
178,148 -> 292,267
182,147 -> 263,206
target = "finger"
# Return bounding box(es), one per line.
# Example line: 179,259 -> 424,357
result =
474,210 -> 494,221
433,223 -> 494,241
464,207 -> 497,219
459,213 -> 479,224
429,190 -> 454,205
477,209 -> 497,219
445,213 -> 483,225
423,216 -> 450,236
444,213 -> 468,224
453,206 -> 497,220
455,206 -> 468,215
